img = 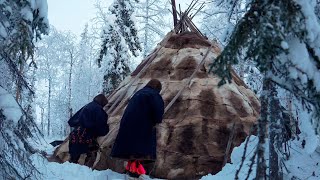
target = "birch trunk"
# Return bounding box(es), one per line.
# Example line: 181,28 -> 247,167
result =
47,78 -> 52,136
66,51 -> 74,136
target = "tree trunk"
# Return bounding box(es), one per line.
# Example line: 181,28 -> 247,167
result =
47,78 -> 52,137
257,78 -> 283,180
15,61 -> 24,103
67,52 -> 74,136
256,77 -> 269,180
269,82 -> 282,180
143,0 -> 149,58
40,107 -> 44,133
88,54 -> 92,101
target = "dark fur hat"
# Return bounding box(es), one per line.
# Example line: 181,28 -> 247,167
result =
93,94 -> 108,107
146,79 -> 162,91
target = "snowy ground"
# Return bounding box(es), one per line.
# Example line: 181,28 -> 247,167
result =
32,131 -> 320,180
32,155 -> 128,180
3,84 -> 319,180
31,106 -> 320,180
1,86 -> 157,180
31,143 -> 160,180
201,105 -> 320,180
201,136 -> 320,180
32,153 -> 161,180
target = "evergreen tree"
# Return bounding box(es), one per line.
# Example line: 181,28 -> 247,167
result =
210,0 -> 320,179
98,0 -> 141,95
211,0 -> 320,131
98,24 -> 131,95
201,0 -> 264,95
109,0 -> 141,56
0,0 -> 48,98
0,0 -> 48,179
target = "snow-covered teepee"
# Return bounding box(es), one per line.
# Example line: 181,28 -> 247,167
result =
52,3 -> 260,179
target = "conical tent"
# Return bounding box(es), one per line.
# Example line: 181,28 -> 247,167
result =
52,29 -> 260,179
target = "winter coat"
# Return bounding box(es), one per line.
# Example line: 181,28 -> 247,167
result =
110,86 -> 164,160
68,106 -> 84,127
69,101 -> 109,155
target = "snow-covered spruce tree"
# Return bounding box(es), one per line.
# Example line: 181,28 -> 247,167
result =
210,0 -> 320,179
98,24 -> 131,95
0,88 -> 43,179
109,0 -> 141,57
135,0 -> 171,57
0,0 -> 48,128
201,0 -> 264,95
0,1 -> 48,178
98,0 -> 141,95
0,0 -> 48,99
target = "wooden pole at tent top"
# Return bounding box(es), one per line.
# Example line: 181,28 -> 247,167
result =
171,0 -> 178,27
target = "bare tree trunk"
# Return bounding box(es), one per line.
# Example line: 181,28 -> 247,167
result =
256,77 -> 269,180
67,51 -> 74,136
88,54 -> 92,101
269,82 -> 282,180
40,107 -> 44,133
47,78 -> 52,137
143,0 -> 150,58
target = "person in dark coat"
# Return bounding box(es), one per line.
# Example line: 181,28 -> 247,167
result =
111,79 -> 164,177
68,94 -> 109,163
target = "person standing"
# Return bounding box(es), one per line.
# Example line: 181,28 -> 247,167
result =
68,94 -> 109,164
110,79 -> 164,177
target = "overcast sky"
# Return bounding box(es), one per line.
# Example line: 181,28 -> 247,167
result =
47,0 -> 194,37
47,0 -> 112,36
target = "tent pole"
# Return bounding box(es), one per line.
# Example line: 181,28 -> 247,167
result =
171,0 -> 178,27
